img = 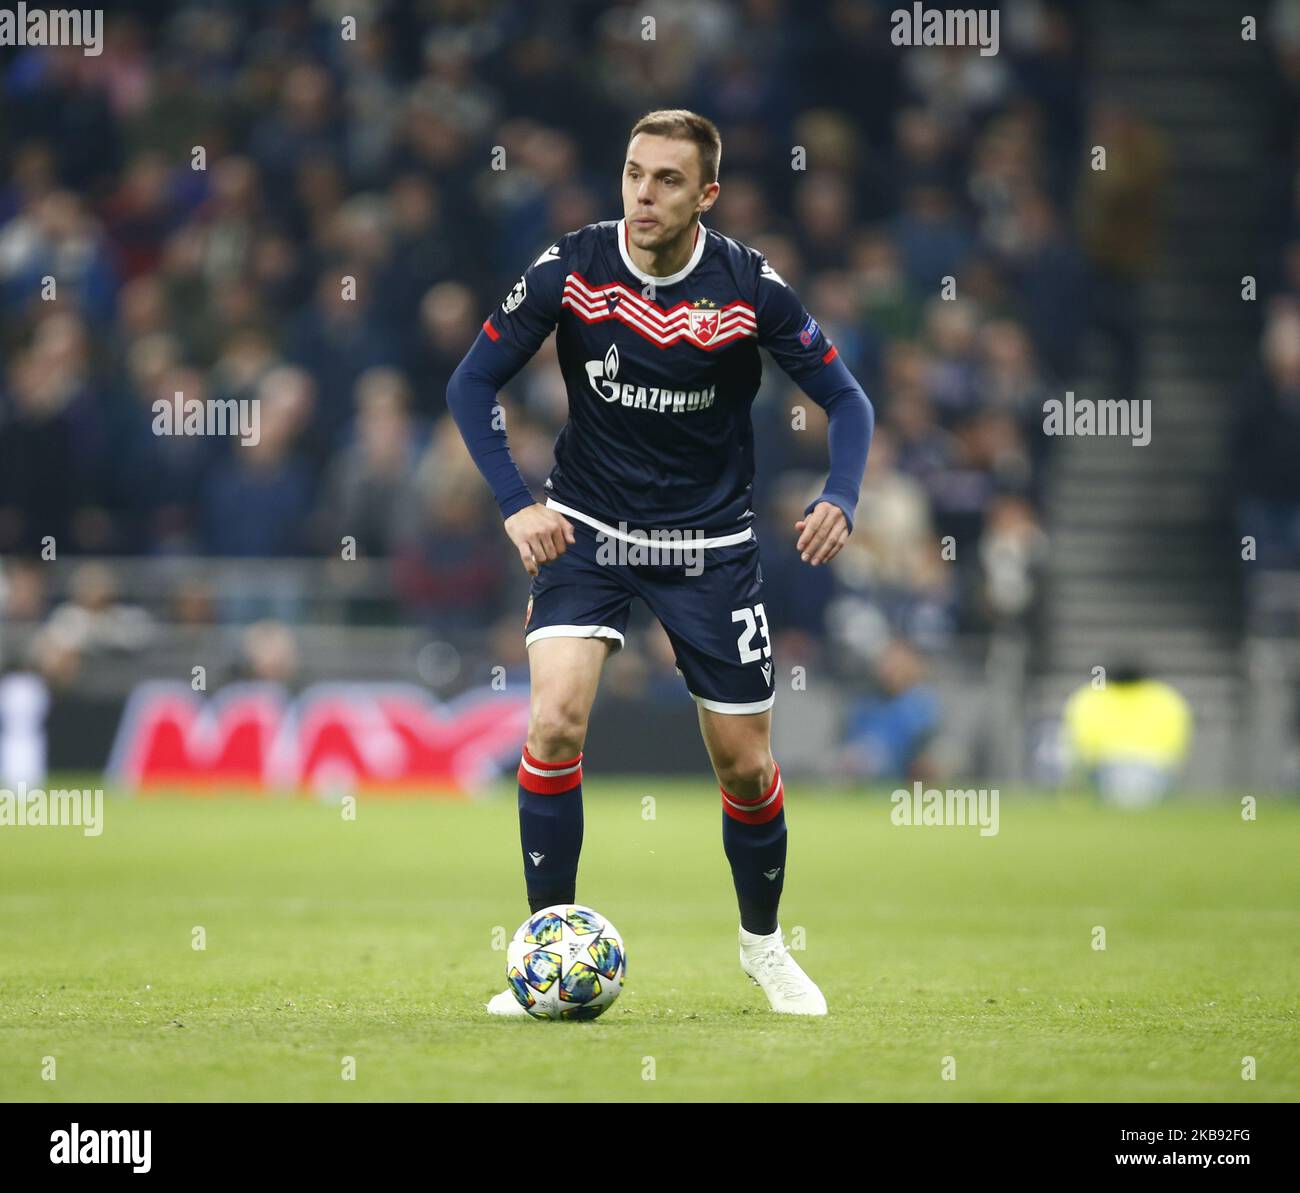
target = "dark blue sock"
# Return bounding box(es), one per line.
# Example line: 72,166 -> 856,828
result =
517,745 -> 584,912
720,762 -> 787,935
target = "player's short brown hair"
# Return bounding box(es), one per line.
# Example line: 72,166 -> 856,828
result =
627,109 -> 722,185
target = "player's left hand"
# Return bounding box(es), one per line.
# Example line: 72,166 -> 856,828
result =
794,501 -> 849,567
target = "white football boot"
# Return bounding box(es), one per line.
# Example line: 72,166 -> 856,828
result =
739,923 -> 828,1015
485,989 -> 533,1017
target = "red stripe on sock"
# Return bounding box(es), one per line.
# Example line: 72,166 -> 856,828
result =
720,761 -> 784,824
518,744 -> 584,794
522,745 -> 582,770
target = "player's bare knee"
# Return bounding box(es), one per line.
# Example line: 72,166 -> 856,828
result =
715,753 -> 775,800
526,707 -> 588,760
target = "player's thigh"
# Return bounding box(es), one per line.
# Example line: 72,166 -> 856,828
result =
525,634 -> 615,749
521,517 -> 634,752
697,702 -> 773,779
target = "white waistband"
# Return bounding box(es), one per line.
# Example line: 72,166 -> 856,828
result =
544,497 -> 754,549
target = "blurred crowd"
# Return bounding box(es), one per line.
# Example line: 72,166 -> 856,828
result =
1236,1 -> 1300,572
0,0 -> 1113,761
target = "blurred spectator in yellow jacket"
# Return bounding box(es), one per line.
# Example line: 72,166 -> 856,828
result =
1062,662 -> 1192,807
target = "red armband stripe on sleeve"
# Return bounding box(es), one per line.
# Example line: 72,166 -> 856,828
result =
483,318 -> 501,342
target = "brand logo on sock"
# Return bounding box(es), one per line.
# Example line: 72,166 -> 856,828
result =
528,851 -> 545,866
763,867 -> 782,880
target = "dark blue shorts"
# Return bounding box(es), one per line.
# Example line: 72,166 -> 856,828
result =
522,500 -> 776,715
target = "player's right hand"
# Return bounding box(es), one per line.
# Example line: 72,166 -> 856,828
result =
504,504 -> 576,577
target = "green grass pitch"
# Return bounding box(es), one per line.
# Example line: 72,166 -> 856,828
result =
1,781 -> 1297,1102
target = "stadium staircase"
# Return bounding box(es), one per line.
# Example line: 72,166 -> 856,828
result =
1029,0 -> 1269,787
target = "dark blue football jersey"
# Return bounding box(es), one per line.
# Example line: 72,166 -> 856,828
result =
482,219 -> 840,541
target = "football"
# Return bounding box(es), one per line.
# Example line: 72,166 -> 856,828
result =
505,904 -> 626,1020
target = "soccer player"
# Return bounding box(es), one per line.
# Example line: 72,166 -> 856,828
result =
447,110 -> 873,1016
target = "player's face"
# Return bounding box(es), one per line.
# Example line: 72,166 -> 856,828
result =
622,134 -> 719,251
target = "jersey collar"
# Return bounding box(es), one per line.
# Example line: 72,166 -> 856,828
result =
616,218 -> 708,287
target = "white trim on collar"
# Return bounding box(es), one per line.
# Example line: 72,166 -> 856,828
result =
616,218 -> 708,287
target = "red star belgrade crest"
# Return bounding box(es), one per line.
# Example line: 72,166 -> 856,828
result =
688,307 -> 719,345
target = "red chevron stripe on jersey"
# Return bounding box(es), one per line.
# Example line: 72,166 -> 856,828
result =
561,272 -> 758,351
